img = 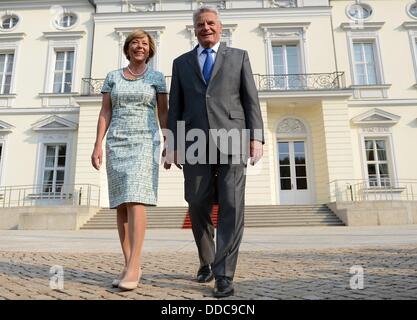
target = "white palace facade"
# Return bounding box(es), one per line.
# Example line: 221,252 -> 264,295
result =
1,0 -> 417,227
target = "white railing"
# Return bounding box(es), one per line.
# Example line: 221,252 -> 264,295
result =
0,184 -> 100,208
329,179 -> 417,203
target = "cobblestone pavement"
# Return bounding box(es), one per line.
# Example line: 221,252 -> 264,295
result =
1,245 -> 417,300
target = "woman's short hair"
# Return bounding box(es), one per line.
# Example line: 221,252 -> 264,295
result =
193,5 -> 221,26
123,29 -> 155,63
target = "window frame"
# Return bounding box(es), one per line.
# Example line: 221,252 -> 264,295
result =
41,143 -> 68,193
364,138 -> 391,187
34,133 -> 74,195
407,2 -> 417,20
52,49 -> 75,94
359,132 -> 399,189
260,23 -> 310,76
0,35 -> 21,96
44,41 -> 78,94
54,12 -> 78,30
352,41 -> 379,85
271,42 -> 303,89
347,33 -> 385,86
346,3 -> 373,22
0,51 -> 15,94
0,14 -> 20,31
403,23 -> 417,84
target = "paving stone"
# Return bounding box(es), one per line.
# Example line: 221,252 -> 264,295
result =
1,245 -> 417,299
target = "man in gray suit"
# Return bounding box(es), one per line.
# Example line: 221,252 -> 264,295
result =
166,6 -> 264,298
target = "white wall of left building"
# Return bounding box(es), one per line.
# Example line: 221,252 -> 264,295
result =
0,0 -> 94,191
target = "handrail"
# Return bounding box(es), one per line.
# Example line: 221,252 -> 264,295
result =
0,184 -> 101,208
328,179 -> 417,202
81,72 -> 346,96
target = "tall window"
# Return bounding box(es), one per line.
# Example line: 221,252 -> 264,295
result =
42,144 -> 66,193
365,139 -> 390,187
0,52 -> 14,94
353,42 -> 378,85
53,50 -> 74,93
272,44 -> 301,89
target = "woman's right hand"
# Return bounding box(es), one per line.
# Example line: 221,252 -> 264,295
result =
91,145 -> 103,170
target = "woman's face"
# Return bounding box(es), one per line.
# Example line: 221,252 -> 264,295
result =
128,36 -> 149,63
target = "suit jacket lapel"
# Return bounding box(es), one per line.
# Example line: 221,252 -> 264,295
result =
209,43 -> 227,85
186,46 -> 205,85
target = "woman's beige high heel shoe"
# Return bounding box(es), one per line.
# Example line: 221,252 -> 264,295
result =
111,279 -> 121,288
118,269 -> 142,291
111,268 -> 127,288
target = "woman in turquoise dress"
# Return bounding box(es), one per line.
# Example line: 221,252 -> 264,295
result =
91,29 -> 168,291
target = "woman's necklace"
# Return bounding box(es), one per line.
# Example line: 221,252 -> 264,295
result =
127,64 -> 147,77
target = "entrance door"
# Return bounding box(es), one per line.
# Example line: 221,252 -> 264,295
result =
278,140 -> 311,204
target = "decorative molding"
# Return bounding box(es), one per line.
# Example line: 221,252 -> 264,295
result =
196,1 -> 227,10
93,7 -> 332,23
0,120 -> 14,132
360,126 -> 391,133
0,32 -> 25,41
351,108 -> 400,126
340,22 -> 385,31
38,93 -> 80,108
0,107 -> 79,115
350,85 -> 391,100
269,0 -> 297,8
277,118 -> 306,134
258,89 -> 353,100
31,115 -> 78,131
260,22 -> 310,34
125,1 -> 157,12
402,21 -> 417,30
0,1 -> 91,10
348,98 -> 417,107
43,31 -> 85,40
0,93 -> 17,108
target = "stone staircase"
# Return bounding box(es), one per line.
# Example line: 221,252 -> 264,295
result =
80,204 -> 344,229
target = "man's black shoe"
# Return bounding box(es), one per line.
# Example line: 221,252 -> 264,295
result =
196,265 -> 214,283
213,276 -> 234,298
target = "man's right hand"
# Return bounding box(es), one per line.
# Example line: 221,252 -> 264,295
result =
164,150 -> 182,170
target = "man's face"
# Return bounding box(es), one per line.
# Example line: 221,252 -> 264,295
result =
194,11 -> 222,48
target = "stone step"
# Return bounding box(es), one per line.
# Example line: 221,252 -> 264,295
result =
81,205 -> 343,229
81,221 -> 344,229
81,218 -> 340,227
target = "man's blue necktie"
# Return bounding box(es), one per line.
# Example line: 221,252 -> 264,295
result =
202,48 -> 214,84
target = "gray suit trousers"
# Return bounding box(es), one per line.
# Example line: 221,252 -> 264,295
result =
184,160 -> 246,279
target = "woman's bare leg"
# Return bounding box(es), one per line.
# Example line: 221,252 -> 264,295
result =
120,203 -> 147,282
116,204 -> 130,277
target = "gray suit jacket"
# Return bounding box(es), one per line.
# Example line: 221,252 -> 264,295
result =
168,43 -> 264,158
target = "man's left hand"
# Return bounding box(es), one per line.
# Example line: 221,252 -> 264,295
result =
250,140 -> 263,165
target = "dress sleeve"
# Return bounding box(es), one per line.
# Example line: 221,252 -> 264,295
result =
155,72 -> 167,94
101,72 -> 113,94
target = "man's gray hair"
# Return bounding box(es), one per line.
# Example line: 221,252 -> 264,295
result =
193,5 -> 221,26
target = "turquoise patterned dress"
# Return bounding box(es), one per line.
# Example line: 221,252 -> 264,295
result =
101,68 -> 167,208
